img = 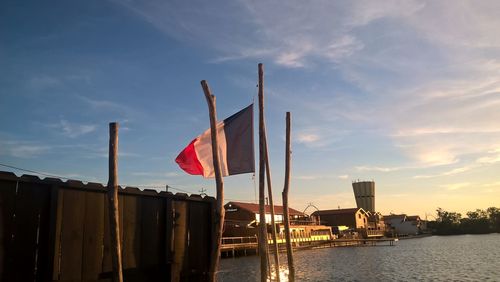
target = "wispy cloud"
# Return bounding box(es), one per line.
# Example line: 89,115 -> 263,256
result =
439,182 -> 471,191
76,95 -> 129,112
49,119 -> 97,138
131,171 -> 180,177
293,174 -> 349,181
115,0 -> 424,68
29,75 -> 61,90
296,133 -> 319,144
338,174 -> 349,180
356,166 -> 406,173
414,165 -> 475,179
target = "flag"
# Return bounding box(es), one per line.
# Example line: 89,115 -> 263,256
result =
175,104 -> 254,178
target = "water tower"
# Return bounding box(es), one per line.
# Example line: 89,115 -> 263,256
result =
352,180 -> 375,212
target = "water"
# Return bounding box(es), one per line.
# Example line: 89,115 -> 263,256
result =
219,234 -> 500,282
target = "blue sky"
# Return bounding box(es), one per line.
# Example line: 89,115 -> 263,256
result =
2,0 -> 500,217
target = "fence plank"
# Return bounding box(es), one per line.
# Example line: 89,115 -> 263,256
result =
140,197 -> 161,268
50,187 -> 64,281
82,191 -> 105,280
187,201 -> 210,277
11,181 -> 51,282
59,189 -> 86,280
122,194 -> 142,270
102,192 -> 112,275
165,197 -> 173,278
0,172 -> 216,282
0,179 -> 16,281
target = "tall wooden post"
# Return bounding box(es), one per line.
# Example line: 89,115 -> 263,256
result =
282,112 -> 295,281
264,125 -> 280,281
258,63 -> 269,282
201,80 -> 225,282
107,122 -> 123,282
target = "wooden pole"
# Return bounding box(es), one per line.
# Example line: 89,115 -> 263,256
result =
258,63 -> 269,282
264,127 -> 280,281
282,112 -> 295,281
107,122 -> 123,282
201,80 -> 225,282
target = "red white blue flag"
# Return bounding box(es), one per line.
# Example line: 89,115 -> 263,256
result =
175,104 -> 255,178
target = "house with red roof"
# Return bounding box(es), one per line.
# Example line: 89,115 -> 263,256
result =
223,201 -> 331,239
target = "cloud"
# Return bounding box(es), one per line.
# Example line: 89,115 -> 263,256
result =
55,119 -> 96,138
114,0 -> 500,183
132,171 -> 180,177
76,95 -> 129,112
413,165 -> 476,179
29,75 -> 61,90
7,145 -> 50,158
439,182 -> 471,191
356,166 -> 406,172
0,139 -> 51,158
476,149 -> 500,164
296,133 -> 320,144
114,0 -> 425,68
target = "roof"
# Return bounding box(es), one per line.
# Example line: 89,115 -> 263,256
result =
311,208 -> 366,216
383,214 -> 407,221
225,201 -> 304,216
406,215 -> 421,221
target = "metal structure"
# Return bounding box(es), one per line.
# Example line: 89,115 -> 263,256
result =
352,180 -> 376,212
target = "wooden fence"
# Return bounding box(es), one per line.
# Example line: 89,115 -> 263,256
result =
0,171 -> 214,281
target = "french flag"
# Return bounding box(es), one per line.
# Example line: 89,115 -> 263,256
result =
175,104 -> 255,178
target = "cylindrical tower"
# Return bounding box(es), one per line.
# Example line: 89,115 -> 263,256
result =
352,181 -> 375,212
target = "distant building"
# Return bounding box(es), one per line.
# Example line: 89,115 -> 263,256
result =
311,208 -> 369,230
224,201 -> 306,225
384,214 -> 422,236
352,180 -> 376,212
223,201 -> 307,237
223,201 -> 332,241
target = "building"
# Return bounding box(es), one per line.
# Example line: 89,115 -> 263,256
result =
352,180 -> 376,212
366,211 -> 386,237
223,201 -> 333,241
223,201 -> 307,237
224,201 -> 306,225
384,214 -> 422,236
311,208 -> 369,230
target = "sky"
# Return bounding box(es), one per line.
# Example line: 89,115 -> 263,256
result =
1,0 -> 500,218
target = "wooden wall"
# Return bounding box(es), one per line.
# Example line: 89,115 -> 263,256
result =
0,171 -> 214,282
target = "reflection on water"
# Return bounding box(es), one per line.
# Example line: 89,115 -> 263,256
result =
270,265 -> 289,281
219,234 -> 500,281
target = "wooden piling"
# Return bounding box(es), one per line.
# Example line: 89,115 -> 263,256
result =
282,112 -> 295,282
201,80 -> 225,282
107,122 -> 123,282
263,93 -> 280,280
171,201 -> 188,281
258,63 -> 269,282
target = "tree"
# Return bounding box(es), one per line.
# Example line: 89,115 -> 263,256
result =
487,207 -> 500,232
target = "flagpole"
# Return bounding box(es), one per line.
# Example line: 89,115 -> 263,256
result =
201,80 -> 225,282
283,112 -> 295,281
258,63 -> 269,281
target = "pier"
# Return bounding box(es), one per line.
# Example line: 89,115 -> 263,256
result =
221,236 -> 398,257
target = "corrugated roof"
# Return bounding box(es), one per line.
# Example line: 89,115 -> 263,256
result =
225,201 -> 304,216
311,208 -> 364,216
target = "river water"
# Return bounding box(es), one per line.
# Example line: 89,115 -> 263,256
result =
219,234 -> 500,281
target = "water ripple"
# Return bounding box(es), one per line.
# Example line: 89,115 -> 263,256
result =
220,234 -> 500,281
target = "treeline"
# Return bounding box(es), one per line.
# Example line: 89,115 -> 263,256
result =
428,207 -> 500,235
